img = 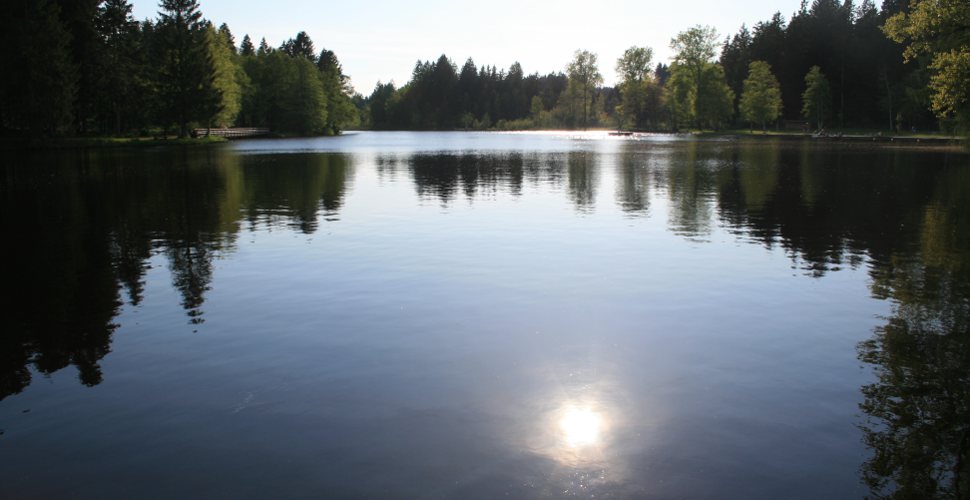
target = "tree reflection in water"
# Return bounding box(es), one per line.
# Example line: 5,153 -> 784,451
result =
1,140 -> 968,499
0,149 -> 353,400
857,166 -> 970,499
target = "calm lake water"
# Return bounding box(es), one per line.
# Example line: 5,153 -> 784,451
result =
1,131 -> 968,498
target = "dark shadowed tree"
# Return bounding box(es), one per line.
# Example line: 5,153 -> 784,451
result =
53,0 -> 101,133
1,0 -> 77,134
155,0 -> 210,137
281,31 -> 316,61
95,0 -> 144,134
240,34 -> 254,56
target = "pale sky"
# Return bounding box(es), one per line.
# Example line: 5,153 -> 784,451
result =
131,0 -> 805,95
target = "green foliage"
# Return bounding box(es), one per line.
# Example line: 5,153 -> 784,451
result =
802,66 -> 832,129
616,46 -> 665,130
239,34 -> 254,57
243,50 -> 327,135
155,0 -> 209,137
317,50 -> 358,133
885,0 -> 970,130
203,24 -> 242,128
281,31 -> 315,60
739,61 -> 783,130
671,25 -> 720,80
0,0 -> 354,138
616,46 -> 654,83
927,50 -> 970,127
366,55 -> 569,130
668,26 -> 734,130
694,64 -> 735,130
564,50 -> 604,129
719,2 -> 939,130
1,0 -> 77,135
1,0 -> 964,137
95,0 -> 147,134
54,0 -> 102,133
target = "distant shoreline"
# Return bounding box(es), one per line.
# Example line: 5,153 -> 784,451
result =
2,129 -> 963,152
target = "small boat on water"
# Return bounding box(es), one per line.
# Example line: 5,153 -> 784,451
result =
609,131 -> 634,137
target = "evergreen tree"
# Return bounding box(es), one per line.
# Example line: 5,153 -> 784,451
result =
156,0 -> 210,137
318,49 -> 358,133
95,0 -> 143,133
288,56 -> 328,134
202,23 -> 241,129
53,0 -> 101,133
281,31 -> 316,61
1,0 -> 77,134
217,23 -> 235,54
655,63 -> 671,86
720,25 -> 752,116
240,34 -> 254,57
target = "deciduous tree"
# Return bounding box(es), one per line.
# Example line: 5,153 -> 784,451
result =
739,61 -> 783,131
802,65 -> 832,130
884,0 -> 970,130
566,50 -> 603,129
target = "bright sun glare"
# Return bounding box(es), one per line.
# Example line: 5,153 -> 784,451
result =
559,407 -> 602,448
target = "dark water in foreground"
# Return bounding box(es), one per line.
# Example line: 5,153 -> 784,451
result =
1,131 -> 968,499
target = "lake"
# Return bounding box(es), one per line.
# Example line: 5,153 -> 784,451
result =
1,131 -> 968,498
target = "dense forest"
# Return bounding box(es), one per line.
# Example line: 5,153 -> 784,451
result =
0,0 -> 358,137
1,0 -> 967,137
363,0 -> 968,134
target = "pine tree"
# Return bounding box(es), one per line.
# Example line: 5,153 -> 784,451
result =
217,23 -> 235,54
2,0 -> 77,134
240,34 -> 254,57
156,0 -> 210,137
96,0 -> 141,133
281,31 -> 316,61
202,23 -> 241,129
54,0 -> 101,132
318,49 -> 358,133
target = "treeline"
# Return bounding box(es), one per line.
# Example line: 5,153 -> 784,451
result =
363,0 -> 968,133
364,54 -> 621,131
719,0 -> 929,131
0,0 -> 358,137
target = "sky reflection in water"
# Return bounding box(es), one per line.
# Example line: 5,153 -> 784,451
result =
1,132 -> 968,499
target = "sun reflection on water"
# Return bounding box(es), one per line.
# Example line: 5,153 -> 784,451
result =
559,406 -> 603,448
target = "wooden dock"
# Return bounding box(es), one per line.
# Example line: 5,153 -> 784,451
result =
191,127 -> 270,139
